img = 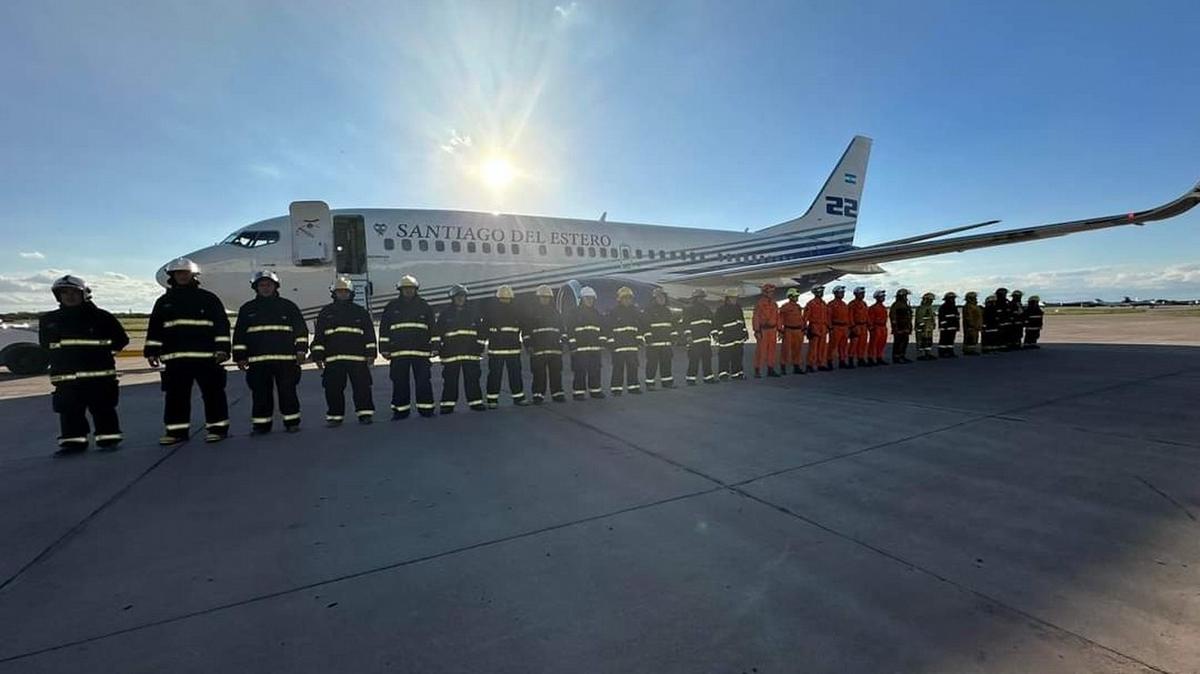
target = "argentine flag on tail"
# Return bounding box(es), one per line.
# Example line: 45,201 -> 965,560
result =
844,173 -> 857,185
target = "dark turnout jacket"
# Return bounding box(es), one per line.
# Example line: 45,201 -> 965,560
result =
144,282 -> 231,363
232,294 -> 309,364
311,299 -> 377,364
39,302 -> 129,384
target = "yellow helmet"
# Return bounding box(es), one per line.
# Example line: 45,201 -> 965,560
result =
786,288 -> 800,298
536,284 -> 554,298
616,286 -> 634,300
922,292 -> 935,300
496,285 -> 515,300
724,287 -> 740,298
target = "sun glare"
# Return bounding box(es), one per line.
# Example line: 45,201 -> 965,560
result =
480,157 -> 517,190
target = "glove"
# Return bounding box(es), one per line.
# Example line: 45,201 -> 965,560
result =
147,356 -> 161,368
237,360 -> 249,370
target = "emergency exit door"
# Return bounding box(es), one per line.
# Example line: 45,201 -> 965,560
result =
333,214 -> 372,312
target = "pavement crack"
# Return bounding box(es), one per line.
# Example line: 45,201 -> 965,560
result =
1134,475 -> 1198,523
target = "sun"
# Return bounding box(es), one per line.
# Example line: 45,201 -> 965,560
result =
480,156 -> 517,190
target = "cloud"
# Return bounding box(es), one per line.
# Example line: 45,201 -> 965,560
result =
103,271 -> 130,281
248,163 -> 282,179
554,2 -> 579,19
439,129 -> 473,154
18,251 -> 45,260
0,269 -> 160,313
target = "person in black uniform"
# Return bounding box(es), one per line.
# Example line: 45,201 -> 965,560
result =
39,275 -> 129,454
525,285 -> 567,403
642,288 -> 678,389
483,284 -> 527,408
379,274 -> 437,419
232,270 -> 309,434
982,295 -> 1000,354
1009,289 -> 1026,351
888,288 -> 913,364
145,257 -> 232,444
1023,295 -> 1045,348
435,284 -> 486,413
311,276 -> 377,426
568,286 -> 606,400
682,288 -> 716,385
994,287 -> 1012,353
714,288 -> 747,380
936,291 -> 960,358
607,286 -> 644,395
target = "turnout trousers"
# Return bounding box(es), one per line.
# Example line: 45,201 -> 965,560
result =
162,360 -> 229,440
829,326 -> 850,365
53,378 -> 121,448
806,330 -> 828,369
869,327 -> 888,361
781,329 -> 804,370
323,361 -> 374,421
530,353 -> 565,401
610,350 -> 641,393
753,334 -> 778,372
486,355 -> 525,404
389,356 -> 434,417
718,343 -> 744,379
686,342 -> 715,383
892,333 -> 910,362
248,361 -> 301,431
571,351 -> 604,397
851,328 -> 869,362
963,329 -> 980,354
937,329 -> 957,357
441,360 -> 484,412
1024,327 -> 1041,347
645,345 -> 674,387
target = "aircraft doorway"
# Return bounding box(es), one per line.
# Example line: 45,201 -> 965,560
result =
333,214 -> 372,311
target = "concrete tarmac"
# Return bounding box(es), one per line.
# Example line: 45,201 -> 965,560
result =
0,345 -> 1197,673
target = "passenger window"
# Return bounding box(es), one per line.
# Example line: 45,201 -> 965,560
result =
384,238 -> 395,251
418,240 -> 429,252
401,239 -> 413,251
587,247 -> 596,258
451,241 -> 461,253
482,242 -> 491,254
658,250 -> 666,259
635,249 -> 642,259
576,246 -> 584,257
467,242 -> 476,253
565,246 -> 573,256
539,245 -> 547,256
611,248 -> 618,258
511,243 -> 520,255
670,251 -> 678,259
647,250 -> 655,259
497,243 -> 506,254
599,247 -> 607,258
435,240 -> 445,252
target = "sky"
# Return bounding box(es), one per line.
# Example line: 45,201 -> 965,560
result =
1,0 -> 1198,312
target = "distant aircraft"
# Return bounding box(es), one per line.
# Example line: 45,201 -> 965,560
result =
144,135 -> 1193,319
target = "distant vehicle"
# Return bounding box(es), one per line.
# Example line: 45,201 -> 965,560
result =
0,321 -> 47,375
158,136 -> 1200,320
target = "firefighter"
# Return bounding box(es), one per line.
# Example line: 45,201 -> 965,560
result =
1009,289 -> 1026,351
145,257 -> 232,444
1023,295 -> 1045,348
434,284 -> 486,413
483,285 -> 526,408
607,286 -> 644,394
962,291 -> 983,355
39,275 -> 129,454
569,286 -> 606,399
311,276 -> 376,426
982,295 -> 1000,354
914,292 -> 937,360
889,288 -> 913,364
379,275 -> 436,418
848,286 -> 870,368
643,288 -> 678,388
751,283 -> 780,378
827,285 -> 852,369
803,286 -> 829,373
778,288 -> 806,374
867,289 -> 889,366
936,291 -> 960,358
526,284 -> 567,403
232,270 -> 309,434
714,288 -> 748,380
682,288 -> 716,384
994,287 -> 1012,353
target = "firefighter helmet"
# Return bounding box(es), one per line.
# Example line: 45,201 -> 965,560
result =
397,274 -> 419,290
786,288 -> 800,298
943,291 -> 957,299
51,275 -> 88,301
536,284 -> 554,298
965,291 -> 978,299
496,285 -> 515,300
724,287 -> 740,298
873,289 -> 886,299
832,285 -> 846,294
1029,295 -> 1041,302
853,286 -> 866,295
164,257 -> 200,274
1012,289 -> 1024,297
251,270 -> 280,288
812,285 -> 825,295
760,283 -> 776,294
652,287 -> 668,300
921,292 -> 935,301
986,295 -> 997,302
691,288 -> 707,299
580,286 -> 597,299
896,288 -> 910,297
448,284 -> 468,298
616,286 -> 635,300
329,276 -> 355,299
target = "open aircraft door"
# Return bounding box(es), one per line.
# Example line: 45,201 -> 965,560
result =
333,214 -> 372,312
289,201 -> 333,265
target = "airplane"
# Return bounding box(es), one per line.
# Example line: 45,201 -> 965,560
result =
161,136 -> 1200,320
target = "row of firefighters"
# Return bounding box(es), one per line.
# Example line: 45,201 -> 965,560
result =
36,258 -> 1044,454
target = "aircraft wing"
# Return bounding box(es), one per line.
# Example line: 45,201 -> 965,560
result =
664,180 -> 1200,286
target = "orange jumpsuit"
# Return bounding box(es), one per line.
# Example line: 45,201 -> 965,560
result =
848,297 -> 870,362
867,300 -> 889,361
752,295 -> 780,372
803,297 -> 828,369
778,300 -> 805,369
827,298 -> 851,366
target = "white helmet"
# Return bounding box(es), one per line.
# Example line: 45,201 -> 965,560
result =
496,285 -> 515,299
397,274 -> 419,290
832,285 -> 846,294
251,269 -> 281,288
165,257 -> 200,274
536,284 -> 554,298
580,286 -> 597,299
873,289 -> 886,299
51,275 -> 88,300
853,286 -> 866,295
329,276 -> 354,297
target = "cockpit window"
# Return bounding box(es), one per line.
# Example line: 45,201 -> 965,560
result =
222,230 -> 280,248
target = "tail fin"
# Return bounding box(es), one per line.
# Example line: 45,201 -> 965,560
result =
757,135 -> 872,237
